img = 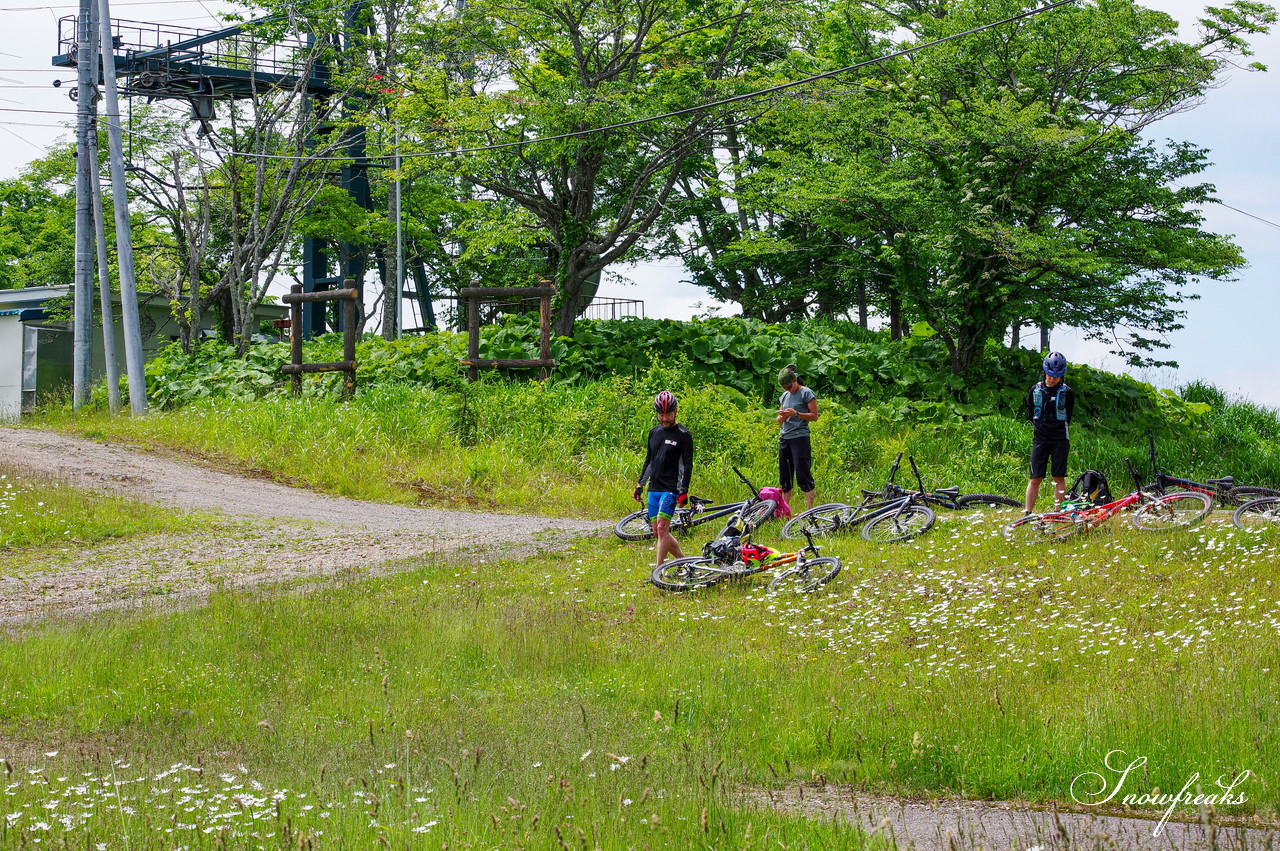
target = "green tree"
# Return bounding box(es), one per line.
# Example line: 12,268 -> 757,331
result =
0,152 -> 77,290
739,0 -> 1273,373
393,0 -> 804,335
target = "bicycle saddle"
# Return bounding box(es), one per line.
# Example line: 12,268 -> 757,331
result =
861,488 -> 881,498
935,486 -> 961,498
688,495 -> 713,508
1207,477 -> 1235,487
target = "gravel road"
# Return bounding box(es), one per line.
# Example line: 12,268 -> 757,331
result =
0,427 -> 608,623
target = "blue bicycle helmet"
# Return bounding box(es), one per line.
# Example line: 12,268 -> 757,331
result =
1043,352 -> 1067,377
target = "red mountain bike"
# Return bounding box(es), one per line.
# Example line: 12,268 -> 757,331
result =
1003,459 -> 1212,543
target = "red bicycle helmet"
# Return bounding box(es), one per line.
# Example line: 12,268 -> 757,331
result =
654,390 -> 678,414
740,542 -> 779,566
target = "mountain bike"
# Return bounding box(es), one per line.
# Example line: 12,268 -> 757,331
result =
614,466 -> 770,541
780,454 -> 1018,542
1003,459 -> 1212,543
650,527 -> 841,593
1145,436 -> 1280,506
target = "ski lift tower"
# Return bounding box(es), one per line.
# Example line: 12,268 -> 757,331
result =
51,4 -> 431,339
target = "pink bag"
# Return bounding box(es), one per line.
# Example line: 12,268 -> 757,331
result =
757,487 -> 791,519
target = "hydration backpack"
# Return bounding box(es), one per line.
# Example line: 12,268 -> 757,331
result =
1032,382 -> 1071,421
1067,470 -> 1112,506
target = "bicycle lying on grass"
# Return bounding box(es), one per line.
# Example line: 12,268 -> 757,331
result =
1003,460 -> 1212,543
780,454 -> 1020,543
614,466 -> 773,541
650,527 -> 841,593
1145,436 -> 1280,507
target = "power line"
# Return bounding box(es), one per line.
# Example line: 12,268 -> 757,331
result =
1215,201 -> 1280,231
0,122 -> 50,151
0,106 -> 76,115
1,0 -> 225,10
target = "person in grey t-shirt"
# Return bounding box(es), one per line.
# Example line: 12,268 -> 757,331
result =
776,364 -> 819,511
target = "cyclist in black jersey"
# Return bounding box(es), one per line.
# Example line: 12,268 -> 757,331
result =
1025,352 -> 1076,513
633,391 -> 695,568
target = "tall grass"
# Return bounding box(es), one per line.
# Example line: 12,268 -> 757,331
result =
36,369 -> 1280,521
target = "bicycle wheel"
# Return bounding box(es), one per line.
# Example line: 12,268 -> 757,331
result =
1233,496 -> 1280,531
955,493 -> 1022,512
1131,492 -> 1212,531
614,509 -> 653,541
650,557 -> 725,592
768,556 -> 842,593
739,499 -> 779,534
1226,486 -> 1280,507
780,503 -> 852,539
860,504 -> 936,542
1002,513 -> 1082,544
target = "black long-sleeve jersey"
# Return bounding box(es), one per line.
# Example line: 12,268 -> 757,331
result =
637,423 -> 694,494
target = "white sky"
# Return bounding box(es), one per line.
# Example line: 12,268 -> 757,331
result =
2,0 -> 1277,404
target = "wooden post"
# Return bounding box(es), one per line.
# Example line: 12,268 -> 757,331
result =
342,278 -> 358,400
538,289 -> 552,381
467,286 -> 480,382
458,284 -> 557,381
289,284 -> 303,396
281,283 -> 359,398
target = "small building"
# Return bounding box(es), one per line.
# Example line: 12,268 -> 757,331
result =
0,286 -> 286,420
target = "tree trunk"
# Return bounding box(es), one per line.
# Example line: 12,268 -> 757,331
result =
857,279 -> 868,329
889,294 -> 903,341
1040,324 -> 1051,352
551,273 -> 587,337
1010,319 -> 1022,348
950,330 -> 981,377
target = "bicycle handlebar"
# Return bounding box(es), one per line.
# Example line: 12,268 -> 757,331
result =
1126,458 -> 1145,493
908,455 -> 925,493
731,465 -> 761,499
886,452 -> 904,491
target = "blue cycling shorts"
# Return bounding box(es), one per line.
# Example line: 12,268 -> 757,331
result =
647,491 -> 677,521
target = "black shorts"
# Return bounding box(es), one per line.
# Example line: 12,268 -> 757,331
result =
780,436 -> 815,493
1030,441 -> 1069,479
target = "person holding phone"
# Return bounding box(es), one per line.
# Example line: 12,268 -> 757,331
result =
777,364 -> 819,511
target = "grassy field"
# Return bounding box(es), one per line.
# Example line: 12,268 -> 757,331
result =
0,463 -> 192,549
14,373 -> 1280,846
0,500 -> 1276,847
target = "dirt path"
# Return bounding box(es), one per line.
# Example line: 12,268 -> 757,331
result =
0,427 -> 608,623
753,785 -> 1279,851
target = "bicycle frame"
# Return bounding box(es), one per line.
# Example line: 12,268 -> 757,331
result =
808,454 -> 909,527
696,531 -> 824,581
1030,460 -> 1158,531
616,466 -> 763,541
1144,436 -> 1232,501
668,498 -> 744,534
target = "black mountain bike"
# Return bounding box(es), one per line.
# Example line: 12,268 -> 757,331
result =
781,454 -> 1019,542
1145,436 -> 1280,507
615,467 -> 774,541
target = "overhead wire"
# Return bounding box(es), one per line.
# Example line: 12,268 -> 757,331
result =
1213,201 -> 1280,231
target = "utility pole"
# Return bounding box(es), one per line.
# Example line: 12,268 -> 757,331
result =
87,131 -> 122,414
72,0 -> 97,409
394,130 -> 403,339
96,0 -> 147,414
